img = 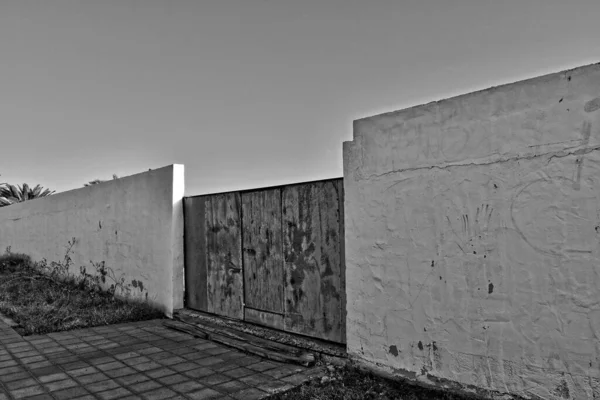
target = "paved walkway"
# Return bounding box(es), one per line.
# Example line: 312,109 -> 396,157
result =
0,319 -> 323,400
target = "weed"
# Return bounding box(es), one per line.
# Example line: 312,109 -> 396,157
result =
271,365 -> 486,400
0,240 -> 163,335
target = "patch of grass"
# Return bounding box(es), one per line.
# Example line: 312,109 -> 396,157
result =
0,249 -> 164,335
270,365 -> 486,400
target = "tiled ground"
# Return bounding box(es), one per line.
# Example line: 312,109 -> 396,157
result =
0,319 -> 324,400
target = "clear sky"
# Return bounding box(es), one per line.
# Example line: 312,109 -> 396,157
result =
1,0 -> 599,196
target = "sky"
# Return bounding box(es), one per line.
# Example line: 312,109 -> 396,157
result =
1,0 -> 600,196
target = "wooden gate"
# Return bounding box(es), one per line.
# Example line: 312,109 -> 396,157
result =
184,178 -> 345,343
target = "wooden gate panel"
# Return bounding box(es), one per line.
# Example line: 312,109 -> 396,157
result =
242,189 -> 284,314
282,180 -> 345,342
205,193 -> 244,319
184,197 -> 208,311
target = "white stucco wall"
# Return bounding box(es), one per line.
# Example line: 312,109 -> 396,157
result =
0,164 -> 185,316
343,63 -> 600,399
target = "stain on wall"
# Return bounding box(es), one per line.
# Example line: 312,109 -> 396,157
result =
343,63 -> 600,399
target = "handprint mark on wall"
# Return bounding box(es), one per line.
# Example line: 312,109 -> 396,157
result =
447,203 -> 495,256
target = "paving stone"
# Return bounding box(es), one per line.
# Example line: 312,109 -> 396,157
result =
145,367 -> 176,379
0,359 -> 18,368
170,380 -> 204,393
75,372 -> 110,385
0,371 -> 31,383
97,361 -> 127,372
204,347 -> 230,356
156,356 -> 186,366
211,361 -> 241,373
67,366 -> 99,377
63,361 -> 92,372
231,388 -> 269,400
170,362 -> 199,372
80,351 -> 107,360
240,373 -> 273,386
219,352 -> 242,361
141,387 -> 176,400
223,367 -> 254,379
115,352 -> 140,360
199,374 -> 232,386
246,361 -> 278,372
196,357 -> 225,367
53,355 -> 81,365
27,361 -> 54,370
6,377 -> 39,391
38,372 -> 69,383
98,343 -> 120,350
132,361 -> 162,372
72,396 -> 97,400
147,352 -> 172,361
129,379 -> 163,393
231,357 -> 261,367
9,385 -> 46,399
53,387 -> 91,400
30,365 -> 63,378
89,356 -> 117,365
182,367 -> 214,379
23,394 -> 55,400
187,388 -> 223,400
21,355 -> 47,364
97,387 -> 133,400
105,366 -> 137,378
182,352 -> 210,361
44,378 -> 79,392
116,373 -> 150,386
0,365 -> 24,375
156,374 -> 189,385
214,380 -> 249,394
123,356 -> 151,366
12,350 -> 41,358
167,348 -> 192,356
136,347 -> 162,356
86,379 -> 121,393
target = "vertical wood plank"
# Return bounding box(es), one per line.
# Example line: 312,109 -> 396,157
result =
206,192 -> 244,319
283,181 -> 344,342
184,197 -> 208,311
242,189 -> 284,314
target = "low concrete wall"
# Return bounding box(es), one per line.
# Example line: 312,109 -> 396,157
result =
0,164 -> 185,316
343,63 -> 600,399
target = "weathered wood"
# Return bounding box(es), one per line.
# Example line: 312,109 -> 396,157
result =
241,189 -> 284,314
175,309 -> 347,358
245,307 -> 285,331
205,193 -> 244,319
184,197 -> 208,311
176,312 -> 303,354
164,320 -> 315,366
282,181 -> 344,343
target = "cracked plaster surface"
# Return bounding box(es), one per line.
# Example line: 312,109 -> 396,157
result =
343,63 -> 600,399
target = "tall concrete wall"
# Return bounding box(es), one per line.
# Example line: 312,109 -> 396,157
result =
0,164 -> 185,316
343,63 -> 600,399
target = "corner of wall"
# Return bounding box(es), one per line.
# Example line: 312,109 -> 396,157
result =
170,164 -> 185,317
